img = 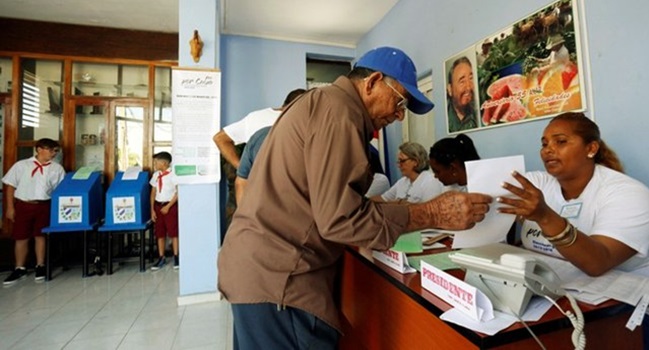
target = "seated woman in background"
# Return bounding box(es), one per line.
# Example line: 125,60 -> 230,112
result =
371,141 -> 443,203
428,133 -> 480,192
499,112 -> 649,276
365,149 -> 390,197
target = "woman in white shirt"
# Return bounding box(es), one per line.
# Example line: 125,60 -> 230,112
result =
428,134 -> 480,192
498,112 -> 649,276
371,142 -> 443,203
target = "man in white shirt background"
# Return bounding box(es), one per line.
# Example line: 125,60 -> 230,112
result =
213,88 -> 306,169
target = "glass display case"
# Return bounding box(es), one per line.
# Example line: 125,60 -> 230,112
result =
71,62 -> 149,98
0,57 -> 12,93
19,58 -> 63,142
74,102 -> 107,171
154,66 -> 172,143
0,96 -> 6,183
115,104 -> 145,171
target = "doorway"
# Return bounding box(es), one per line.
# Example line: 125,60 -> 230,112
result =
306,56 -> 352,89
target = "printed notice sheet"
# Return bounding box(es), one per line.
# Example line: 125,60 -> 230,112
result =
171,68 -> 221,184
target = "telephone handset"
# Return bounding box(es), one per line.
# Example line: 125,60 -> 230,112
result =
500,253 -> 564,299
449,243 -> 565,315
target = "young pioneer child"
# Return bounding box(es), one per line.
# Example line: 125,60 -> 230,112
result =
2,138 -> 65,284
149,151 -> 179,270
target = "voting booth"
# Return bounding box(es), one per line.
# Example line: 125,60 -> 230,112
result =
42,170 -> 104,280
103,170 -> 150,227
99,170 -> 153,274
49,171 -> 103,228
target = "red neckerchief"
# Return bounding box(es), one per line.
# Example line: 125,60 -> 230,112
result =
157,170 -> 170,193
31,160 -> 51,177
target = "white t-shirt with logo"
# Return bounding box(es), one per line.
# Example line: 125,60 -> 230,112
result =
520,165 -> 649,271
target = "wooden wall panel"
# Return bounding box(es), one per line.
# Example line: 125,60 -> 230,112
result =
0,17 -> 178,61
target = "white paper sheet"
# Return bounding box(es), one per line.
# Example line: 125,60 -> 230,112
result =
122,166 -> 142,180
452,155 -> 525,248
440,297 -> 552,335
517,251 -> 649,307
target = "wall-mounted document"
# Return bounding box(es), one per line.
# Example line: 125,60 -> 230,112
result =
171,67 -> 221,184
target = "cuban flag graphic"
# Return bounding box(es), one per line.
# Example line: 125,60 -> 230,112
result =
369,129 -> 390,182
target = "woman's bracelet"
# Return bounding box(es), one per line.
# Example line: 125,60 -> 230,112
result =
554,225 -> 578,247
542,218 -> 571,242
543,219 -> 578,248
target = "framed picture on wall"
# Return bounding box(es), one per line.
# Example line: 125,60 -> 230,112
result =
444,49 -> 480,134
445,0 -> 586,134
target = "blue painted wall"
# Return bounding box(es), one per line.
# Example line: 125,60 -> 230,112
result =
219,35 -> 354,126
357,0 -> 649,185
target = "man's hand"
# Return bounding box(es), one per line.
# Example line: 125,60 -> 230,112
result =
407,191 -> 492,231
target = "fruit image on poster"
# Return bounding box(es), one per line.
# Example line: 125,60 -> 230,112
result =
526,60 -> 581,117
445,0 -> 586,134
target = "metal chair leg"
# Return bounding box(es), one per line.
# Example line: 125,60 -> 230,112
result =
107,232 -> 113,275
45,234 -> 51,281
82,230 -> 88,277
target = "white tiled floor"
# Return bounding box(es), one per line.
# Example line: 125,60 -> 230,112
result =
0,263 -> 233,350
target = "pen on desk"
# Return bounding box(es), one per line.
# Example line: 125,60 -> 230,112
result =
423,233 -> 451,246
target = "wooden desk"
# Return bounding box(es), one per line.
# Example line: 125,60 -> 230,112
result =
338,248 -> 642,349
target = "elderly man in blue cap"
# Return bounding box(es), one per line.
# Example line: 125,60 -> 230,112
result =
218,46 -> 492,350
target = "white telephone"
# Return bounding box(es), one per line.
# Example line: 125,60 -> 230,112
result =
449,243 -> 565,316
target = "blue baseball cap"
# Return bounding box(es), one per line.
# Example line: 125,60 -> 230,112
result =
354,47 -> 434,114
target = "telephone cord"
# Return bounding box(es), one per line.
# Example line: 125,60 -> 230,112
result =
544,294 -> 586,350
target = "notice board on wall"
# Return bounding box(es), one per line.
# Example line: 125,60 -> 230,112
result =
171,67 -> 221,184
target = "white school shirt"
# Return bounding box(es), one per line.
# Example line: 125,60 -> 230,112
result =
520,165 -> 649,271
380,170 -> 444,203
223,107 -> 281,144
2,156 -> 65,201
149,169 -> 178,203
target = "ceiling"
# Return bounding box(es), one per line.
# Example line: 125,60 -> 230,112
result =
0,0 -> 399,47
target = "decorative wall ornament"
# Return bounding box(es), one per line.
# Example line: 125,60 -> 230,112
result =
189,30 -> 204,63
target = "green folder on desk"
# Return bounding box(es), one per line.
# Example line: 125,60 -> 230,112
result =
391,231 -> 423,253
408,252 -> 460,272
